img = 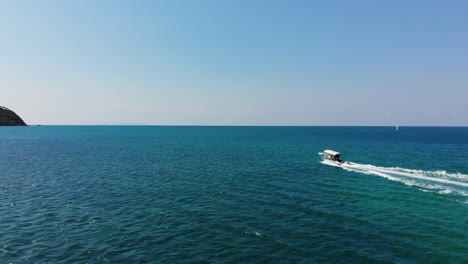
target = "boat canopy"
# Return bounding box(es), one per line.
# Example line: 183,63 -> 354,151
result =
324,150 -> 341,156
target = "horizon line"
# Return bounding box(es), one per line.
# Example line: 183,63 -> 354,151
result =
17,124 -> 468,128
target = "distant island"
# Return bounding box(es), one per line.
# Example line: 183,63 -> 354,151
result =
0,106 -> 27,126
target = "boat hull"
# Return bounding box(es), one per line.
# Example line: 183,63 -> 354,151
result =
318,152 -> 345,165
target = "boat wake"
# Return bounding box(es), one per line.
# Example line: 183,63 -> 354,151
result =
321,160 -> 468,197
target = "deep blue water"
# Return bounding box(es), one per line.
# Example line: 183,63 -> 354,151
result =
1,126 -> 467,263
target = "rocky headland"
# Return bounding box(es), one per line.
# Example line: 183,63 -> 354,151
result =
0,106 -> 27,126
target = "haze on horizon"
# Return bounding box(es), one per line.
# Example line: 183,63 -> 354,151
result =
1,0 -> 467,126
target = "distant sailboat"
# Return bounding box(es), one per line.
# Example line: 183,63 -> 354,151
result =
396,125 -> 399,131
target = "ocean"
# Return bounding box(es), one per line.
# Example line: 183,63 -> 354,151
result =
1,126 -> 467,263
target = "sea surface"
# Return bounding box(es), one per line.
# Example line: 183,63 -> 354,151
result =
0,126 -> 467,263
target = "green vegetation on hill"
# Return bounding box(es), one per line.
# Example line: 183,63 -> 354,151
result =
0,106 -> 27,126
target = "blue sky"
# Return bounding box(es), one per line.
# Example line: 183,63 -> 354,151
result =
1,0 -> 467,125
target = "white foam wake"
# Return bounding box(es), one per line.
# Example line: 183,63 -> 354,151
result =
321,159 -> 468,196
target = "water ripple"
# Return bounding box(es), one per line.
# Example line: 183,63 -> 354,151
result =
1,126 -> 467,263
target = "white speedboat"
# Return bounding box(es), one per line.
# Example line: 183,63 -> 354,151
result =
318,149 -> 345,164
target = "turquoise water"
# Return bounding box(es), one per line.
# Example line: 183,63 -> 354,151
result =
1,126 -> 467,263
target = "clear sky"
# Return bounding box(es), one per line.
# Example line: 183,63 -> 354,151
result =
1,0 -> 467,125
